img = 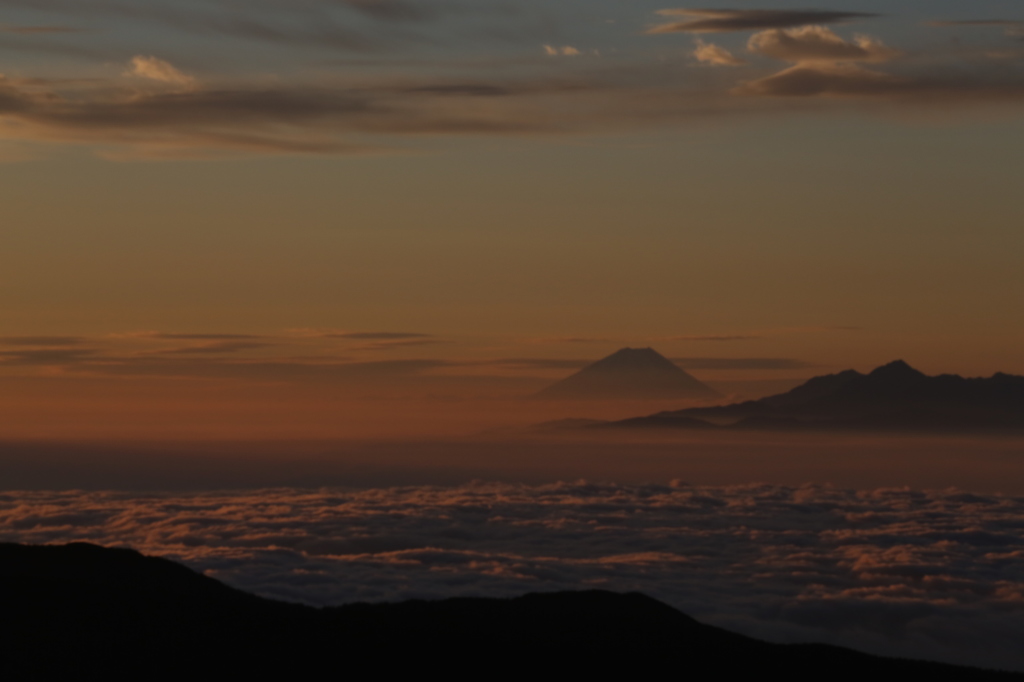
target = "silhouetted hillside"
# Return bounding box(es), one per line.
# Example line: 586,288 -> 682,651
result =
537,347 -> 720,400
1,542 -> 1019,678
597,361 -> 1024,432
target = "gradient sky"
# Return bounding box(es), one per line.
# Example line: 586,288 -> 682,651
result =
1,0 -> 1023,437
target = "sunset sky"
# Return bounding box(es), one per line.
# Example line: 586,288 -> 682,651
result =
2,0 -> 1023,437
3,4 -> 1024,670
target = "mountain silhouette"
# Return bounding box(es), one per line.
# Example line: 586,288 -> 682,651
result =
537,347 -> 721,400
2,542 -> 1018,677
600,360 -> 1024,432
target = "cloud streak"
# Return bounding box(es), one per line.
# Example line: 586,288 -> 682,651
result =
671,335 -> 760,342
0,24 -> 83,34
670,357 -> 814,370
0,6 -> 1017,157
126,55 -> 196,89
747,26 -> 899,64
0,348 -> 98,365
0,336 -> 87,346
735,26 -> 1024,101
649,9 -> 877,35
328,332 -> 433,340
153,341 -> 273,355
147,333 -> 266,340
693,39 -> 745,66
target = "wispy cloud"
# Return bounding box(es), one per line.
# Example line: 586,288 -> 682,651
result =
671,335 -> 760,342
670,357 -> 815,370
340,0 -> 438,23
327,332 -> 433,340
0,24 -> 83,34
648,9 -> 877,35
747,26 -> 899,64
927,19 -> 1024,28
0,336 -> 87,346
927,19 -> 1024,39
543,45 -> 581,56
0,4 -> 1018,157
126,55 -> 196,89
351,339 -> 443,351
529,337 -> 612,345
692,39 -> 745,66
485,358 -> 591,370
0,348 -> 98,365
153,341 -> 273,355
87,357 -> 448,381
141,333 -> 264,341
734,26 -> 1024,101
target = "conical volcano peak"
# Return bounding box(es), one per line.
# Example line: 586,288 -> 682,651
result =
868,360 -> 926,380
537,347 -> 720,400
592,347 -> 678,370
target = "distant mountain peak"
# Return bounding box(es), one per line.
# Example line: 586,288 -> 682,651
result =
596,360 -> 1024,433
537,347 -> 720,400
591,347 -> 677,369
868,359 -> 926,380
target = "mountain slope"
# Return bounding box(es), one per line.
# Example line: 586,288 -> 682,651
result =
602,361 -> 1024,432
537,347 -> 720,400
1,542 -> 1019,677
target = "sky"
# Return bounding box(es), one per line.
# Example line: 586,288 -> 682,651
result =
1,0 -> 1023,438
3,4 -> 1024,668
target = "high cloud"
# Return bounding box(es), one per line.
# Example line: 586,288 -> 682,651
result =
747,26 -> 900,64
2,482 -> 1022,671
0,4 -> 1019,155
670,357 -> 814,370
733,26 -> 1024,100
0,336 -> 87,346
148,333 -> 265,340
544,45 -> 581,56
928,19 -> 1024,37
0,75 -> 593,158
0,24 -> 82,34
671,335 -> 760,342
738,27 -> 904,97
351,339 -> 443,351
692,40 -> 745,66
327,332 -> 433,340
737,63 -> 907,97
649,9 -> 877,34
153,341 -> 273,355
126,55 -> 196,89
0,348 -> 98,365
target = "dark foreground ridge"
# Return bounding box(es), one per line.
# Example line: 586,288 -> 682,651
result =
1,542 -> 1019,678
592,360 -> 1024,433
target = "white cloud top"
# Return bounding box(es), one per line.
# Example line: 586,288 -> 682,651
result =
693,39 -> 745,66
127,55 -> 196,88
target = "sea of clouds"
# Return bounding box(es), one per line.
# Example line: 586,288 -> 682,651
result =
2,482 -> 1022,671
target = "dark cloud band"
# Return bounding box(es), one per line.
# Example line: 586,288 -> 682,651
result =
649,9 -> 878,34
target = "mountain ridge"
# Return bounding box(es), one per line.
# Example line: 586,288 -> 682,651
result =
589,361 -> 1024,432
1,542 -> 1019,677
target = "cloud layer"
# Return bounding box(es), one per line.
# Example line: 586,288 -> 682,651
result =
2,482 -> 1022,671
747,26 -> 899,64
649,9 -> 877,34
0,4 -> 1019,156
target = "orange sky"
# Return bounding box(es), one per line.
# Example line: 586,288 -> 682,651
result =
1,1 -> 1023,439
